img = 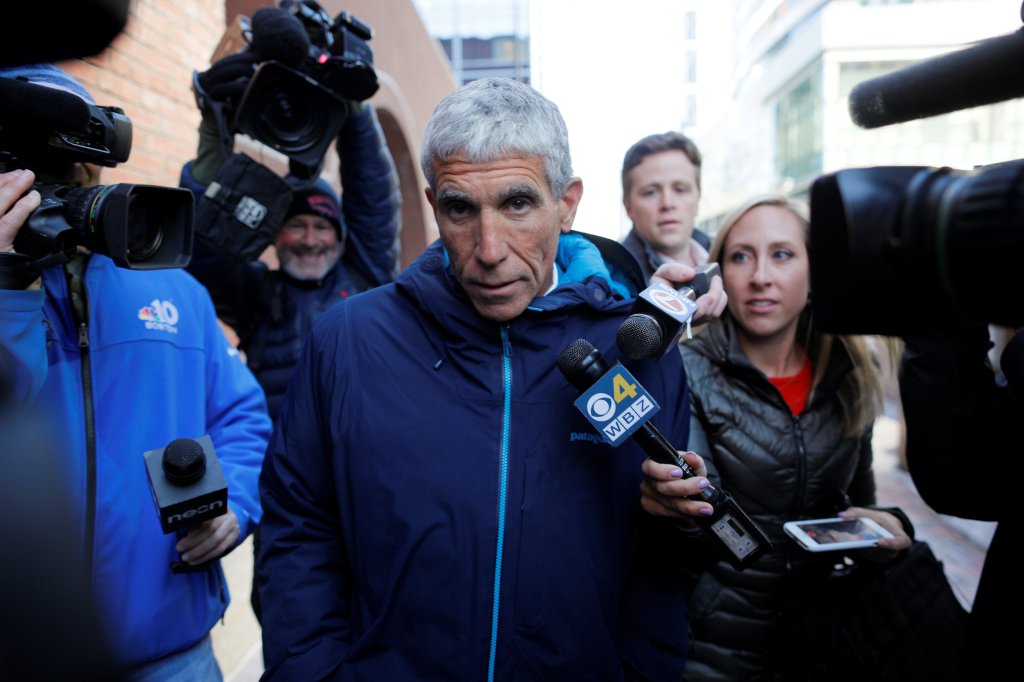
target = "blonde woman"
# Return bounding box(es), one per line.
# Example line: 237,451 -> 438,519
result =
643,194 -> 911,680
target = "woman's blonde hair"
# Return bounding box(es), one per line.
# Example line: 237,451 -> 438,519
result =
710,194 -> 890,437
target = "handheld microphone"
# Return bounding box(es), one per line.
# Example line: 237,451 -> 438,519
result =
616,262 -> 720,361
557,339 -> 771,571
143,435 -> 228,573
848,28 -> 1024,129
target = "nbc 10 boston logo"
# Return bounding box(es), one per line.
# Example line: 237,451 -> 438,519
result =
574,365 -> 660,445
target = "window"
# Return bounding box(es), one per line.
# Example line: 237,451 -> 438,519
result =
775,67 -> 823,180
685,50 -> 697,83
683,94 -> 697,127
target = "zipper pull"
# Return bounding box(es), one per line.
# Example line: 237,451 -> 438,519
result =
77,323 -> 89,348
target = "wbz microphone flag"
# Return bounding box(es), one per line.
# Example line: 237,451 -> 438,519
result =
573,363 -> 660,445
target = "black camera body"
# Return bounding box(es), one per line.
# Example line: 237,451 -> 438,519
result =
286,3 -> 378,103
0,76 -> 193,271
201,1 -> 379,175
810,19 -> 1024,336
810,160 -> 1024,336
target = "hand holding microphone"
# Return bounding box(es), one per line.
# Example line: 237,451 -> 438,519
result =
650,261 -> 727,323
143,435 -> 233,573
557,339 -> 771,570
174,509 -> 239,568
617,262 -> 724,361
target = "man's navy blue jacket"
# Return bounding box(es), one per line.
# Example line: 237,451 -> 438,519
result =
257,235 -> 694,680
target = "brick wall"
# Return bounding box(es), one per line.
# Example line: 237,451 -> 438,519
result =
44,0 -> 452,267
56,0 -> 225,186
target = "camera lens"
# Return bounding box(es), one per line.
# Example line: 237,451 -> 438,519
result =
234,61 -> 350,169
123,191 -> 164,261
257,90 -> 324,152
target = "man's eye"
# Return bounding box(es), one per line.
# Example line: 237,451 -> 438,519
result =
445,201 -> 470,216
508,197 -> 531,211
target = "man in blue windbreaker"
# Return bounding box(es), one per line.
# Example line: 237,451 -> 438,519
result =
257,77 -> 722,680
0,65 -> 271,680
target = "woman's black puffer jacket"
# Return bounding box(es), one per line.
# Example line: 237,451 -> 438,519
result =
680,316 -> 876,681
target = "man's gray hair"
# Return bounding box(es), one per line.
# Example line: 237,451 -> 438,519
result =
420,78 -> 574,197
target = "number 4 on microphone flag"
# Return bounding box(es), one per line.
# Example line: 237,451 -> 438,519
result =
573,364 -> 660,446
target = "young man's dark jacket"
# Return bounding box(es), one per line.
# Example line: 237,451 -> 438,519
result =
621,226 -> 712,283
257,233 -> 695,680
180,105 -> 400,418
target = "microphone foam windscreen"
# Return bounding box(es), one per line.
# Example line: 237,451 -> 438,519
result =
557,338 -> 597,384
0,76 -> 91,133
250,7 -> 311,67
162,438 -> 207,485
848,29 -> 1024,129
616,315 -> 664,361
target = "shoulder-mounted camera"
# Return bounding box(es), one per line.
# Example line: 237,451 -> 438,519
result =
195,0 -> 379,180
0,76 -> 193,273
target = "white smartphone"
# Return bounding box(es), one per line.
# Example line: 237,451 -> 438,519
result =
783,516 -> 894,552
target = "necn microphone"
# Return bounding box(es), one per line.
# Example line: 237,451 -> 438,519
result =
616,262 -> 720,361
557,338 -> 770,571
143,434 -> 228,573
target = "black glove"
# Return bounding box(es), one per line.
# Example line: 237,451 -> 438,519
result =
191,51 -> 261,185
195,51 -> 259,117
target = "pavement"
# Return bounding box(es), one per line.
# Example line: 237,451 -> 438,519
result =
210,414 -> 996,680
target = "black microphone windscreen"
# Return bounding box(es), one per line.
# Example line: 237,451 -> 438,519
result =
617,315 -> 664,361
557,338 -> 599,387
849,28 -> 1024,129
250,7 -> 310,68
162,438 -> 207,485
0,77 -> 91,133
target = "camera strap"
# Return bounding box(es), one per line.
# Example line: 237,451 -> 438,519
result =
0,251 -> 67,289
194,152 -> 292,262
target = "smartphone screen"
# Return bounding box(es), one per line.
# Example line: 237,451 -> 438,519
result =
783,517 -> 893,552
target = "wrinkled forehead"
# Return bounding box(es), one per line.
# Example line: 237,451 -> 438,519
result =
432,153 -> 550,197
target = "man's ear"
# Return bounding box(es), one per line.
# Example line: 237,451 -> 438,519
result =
559,178 -> 583,234
424,186 -> 436,212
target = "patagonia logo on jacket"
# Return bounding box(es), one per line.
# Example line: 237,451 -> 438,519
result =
570,432 -> 606,444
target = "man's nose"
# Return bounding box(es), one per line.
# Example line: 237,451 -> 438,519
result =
476,211 -> 508,266
659,190 -> 676,210
301,224 -> 319,244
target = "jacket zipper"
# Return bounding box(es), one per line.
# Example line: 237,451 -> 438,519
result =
68,256 -> 98,588
487,325 -> 513,682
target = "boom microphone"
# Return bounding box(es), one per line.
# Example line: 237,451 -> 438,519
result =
848,28 -> 1024,129
557,338 -> 771,570
616,262 -> 719,361
0,77 -> 91,135
250,7 -> 311,68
